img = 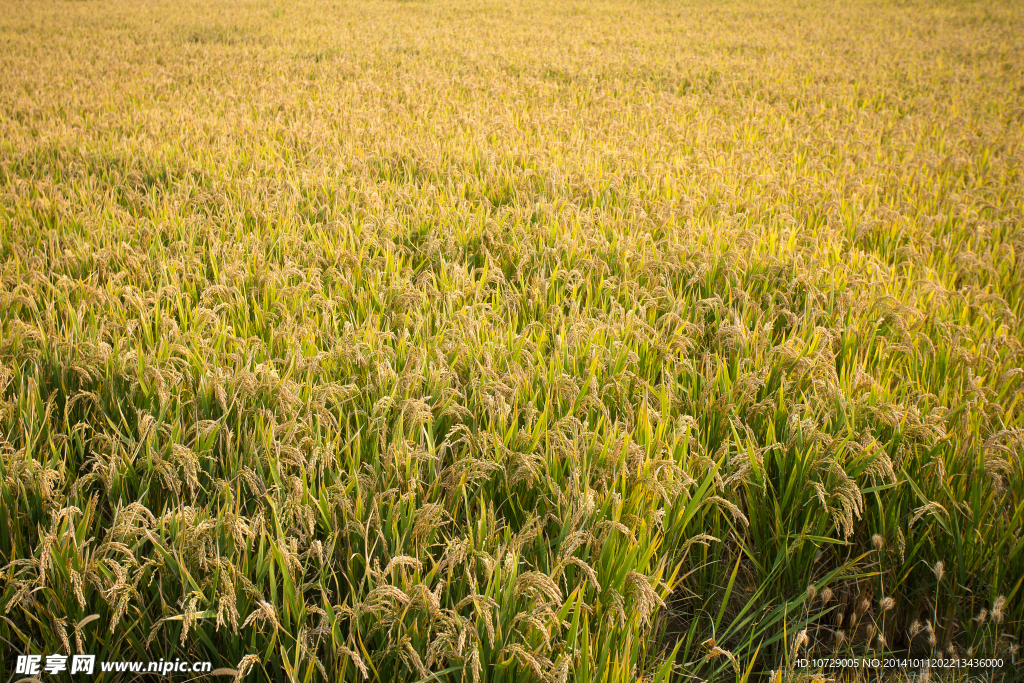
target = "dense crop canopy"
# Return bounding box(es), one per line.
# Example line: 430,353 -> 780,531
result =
1,0 -> 1023,681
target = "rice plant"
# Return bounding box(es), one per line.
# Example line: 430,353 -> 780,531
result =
1,0 -> 1022,681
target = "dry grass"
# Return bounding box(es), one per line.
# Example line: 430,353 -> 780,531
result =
1,0 -> 1023,681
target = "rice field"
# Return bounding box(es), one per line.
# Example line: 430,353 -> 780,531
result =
1,0 -> 1023,680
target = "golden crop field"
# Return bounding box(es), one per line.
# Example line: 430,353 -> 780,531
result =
1,0 -> 1022,680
